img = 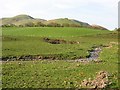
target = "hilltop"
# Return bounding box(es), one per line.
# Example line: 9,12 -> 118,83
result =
44,18 -> 90,27
0,14 -> 46,27
1,14 -> 108,30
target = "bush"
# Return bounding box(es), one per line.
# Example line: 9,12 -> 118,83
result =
24,22 -> 35,27
35,22 -> 45,27
2,24 -> 16,27
47,22 -> 62,27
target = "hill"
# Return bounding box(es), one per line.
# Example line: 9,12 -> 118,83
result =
1,14 -> 108,30
91,24 -> 108,30
44,18 -> 90,27
0,14 -> 46,27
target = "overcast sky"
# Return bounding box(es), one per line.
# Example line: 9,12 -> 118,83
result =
0,0 -> 119,30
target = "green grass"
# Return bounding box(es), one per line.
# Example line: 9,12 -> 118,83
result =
2,27 -> 109,37
2,27 -> 118,88
2,45 -> 118,88
2,27 -> 114,58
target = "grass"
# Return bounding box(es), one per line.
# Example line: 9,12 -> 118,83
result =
2,27 -> 114,58
2,27 -> 109,37
2,48 -> 118,88
2,27 -> 118,88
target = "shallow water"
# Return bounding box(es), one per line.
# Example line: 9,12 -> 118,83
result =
87,47 -> 102,61
74,47 -> 102,62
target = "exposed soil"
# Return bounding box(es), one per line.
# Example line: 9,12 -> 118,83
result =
2,55 -> 56,61
43,37 -> 79,44
81,71 -> 111,89
100,42 -> 118,49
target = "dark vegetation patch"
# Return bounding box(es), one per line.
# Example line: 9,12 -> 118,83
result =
43,37 -> 79,44
2,36 -> 18,41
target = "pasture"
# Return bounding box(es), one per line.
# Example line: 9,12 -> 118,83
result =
2,27 -> 118,89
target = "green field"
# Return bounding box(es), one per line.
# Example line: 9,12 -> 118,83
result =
2,27 -> 115,58
2,27 -> 118,89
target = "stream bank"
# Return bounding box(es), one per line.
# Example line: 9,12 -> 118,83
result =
2,47 -> 102,61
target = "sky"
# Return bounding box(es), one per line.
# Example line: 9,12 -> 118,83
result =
0,0 -> 119,30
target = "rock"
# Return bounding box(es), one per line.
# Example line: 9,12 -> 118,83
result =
76,64 -> 80,67
81,71 -> 110,89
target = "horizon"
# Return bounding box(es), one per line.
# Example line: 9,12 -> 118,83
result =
0,0 -> 119,30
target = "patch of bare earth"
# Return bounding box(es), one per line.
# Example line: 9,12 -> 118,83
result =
43,37 -> 79,44
106,42 -> 118,49
81,71 -> 111,89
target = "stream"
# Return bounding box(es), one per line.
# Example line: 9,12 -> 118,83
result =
2,47 -> 102,61
74,47 -> 102,62
87,47 -> 102,60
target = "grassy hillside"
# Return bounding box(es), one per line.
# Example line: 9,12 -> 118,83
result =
44,18 -> 90,27
0,14 -> 46,26
1,14 -> 108,30
1,15 -> 34,24
2,27 -> 109,37
2,27 -> 112,58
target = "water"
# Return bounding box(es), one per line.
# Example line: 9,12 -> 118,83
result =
87,47 -> 102,61
74,47 -> 102,62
